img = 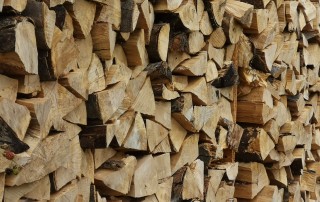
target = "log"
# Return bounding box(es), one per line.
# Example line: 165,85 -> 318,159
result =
0,17 -> 38,75
120,0 -> 140,32
65,0 -> 96,39
122,112 -> 147,151
171,134 -> 199,174
225,1 -> 254,27
95,0 -> 121,30
75,35 -> 93,70
203,0 -> 226,28
22,0 -> 56,50
87,53 -> 106,94
87,82 -> 126,123
147,23 -> 170,62
182,159 -> 204,200
95,154 -> 137,196
128,155 -> 158,198
235,162 -> 270,199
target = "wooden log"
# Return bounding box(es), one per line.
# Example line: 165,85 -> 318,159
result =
174,0 -> 199,31
0,97 -> 30,144
222,13 -> 243,44
75,35 -> 93,70
130,77 -> 156,116
237,100 -> 276,124
91,22 -> 116,60
95,154 -> 137,196
122,29 -> 149,67
182,159 -> 204,200
22,0 -> 56,50
235,162 -> 270,199
156,177 -> 173,202
171,134 -> 199,174
147,23 -> 170,62
236,127 -> 275,161
6,132 -> 73,186
146,119 -> 168,152
0,17 -> 38,75
59,68 -> 88,100
173,51 -> 207,76
240,0 -> 270,9
65,0 -> 96,39
87,53 -> 106,94
0,74 -> 17,101
128,155 -> 158,198
136,0 -> 154,44
4,176 -> 50,202
87,82 -> 126,123
16,98 -> 52,139
153,0 -> 182,11
203,0 -> 226,28
225,1 -> 253,27
95,0 -> 121,31
200,11 -> 214,36
244,9 -> 268,34
122,112 -> 147,151
120,0 -> 140,32
52,167 -> 76,191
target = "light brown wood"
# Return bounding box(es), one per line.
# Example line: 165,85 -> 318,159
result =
122,112 -> 147,151
171,134 -> 199,174
182,159 -> 204,200
0,74 -> 18,101
95,0 -> 121,30
154,153 -> 171,180
91,22 -> 116,60
95,154 -> 137,196
225,1 -> 253,27
0,17 -> 38,75
128,155 -> 158,198
75,35 -> 93,70
65,0 -> 96,39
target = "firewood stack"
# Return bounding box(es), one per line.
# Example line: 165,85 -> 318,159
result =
1,0 -> 320,201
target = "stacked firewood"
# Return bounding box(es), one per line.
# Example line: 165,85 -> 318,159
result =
0,0 -> 320,201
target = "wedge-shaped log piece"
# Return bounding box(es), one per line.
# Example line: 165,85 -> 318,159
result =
146,119 -> 169,152
41,82 -> 82,121
244,9 -> 268,34
91,22 -> 116,60
120,0 -> 140,32
130,77 -> 155,116
6,132 -> 72,186
87,53 -> 106,94
175,0 -> 199,31
222,13 -> 243,44
203,0 -> 226,28
225,1 -> 253,27
171,134 -> 199,174
0,17 -> 38,75
75,35 -> 93,70
87,82 -> 126,123
95,154 -> 137,196
236,127 -> 275,161
16,75 -> 40,96
147,23 -> 170,62
105,64 -> 132,86
123,29 -> 149,67
0,74 -> 18,101
156,177 -> 173,202
95,0 -> 121,30
153,0 -> 183,11
17,98 -> 52,139
4,176 -> 50,202
122,112 -> 147,151
183,77 -> 208,105
65,0 -> 96,39
0,97 -> 30,142
174,51 -> 207,76
171,93 -> 196,132
237,101 -> 276,124
128,155 -> 158,198
59,68 -> 88,100
182,159 -> 204,200
235,162 -> 270,199
22,0 -> 56,50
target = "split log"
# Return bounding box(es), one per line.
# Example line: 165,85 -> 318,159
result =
182,159 -> 204,200
75,35 -> 93,70
0,17 -> 38,75
95,154 -> 137,196
147,23 -> 170,62
91,22 -> 116,60
65,0 -> 96,39
235,162 -> 270,199
128,155 -> 158,198
120,0 -> 140,32
22,0 -> 56,50
171,134 -> 199,174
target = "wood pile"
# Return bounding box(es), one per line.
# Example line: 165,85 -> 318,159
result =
1,0 -> 320,201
